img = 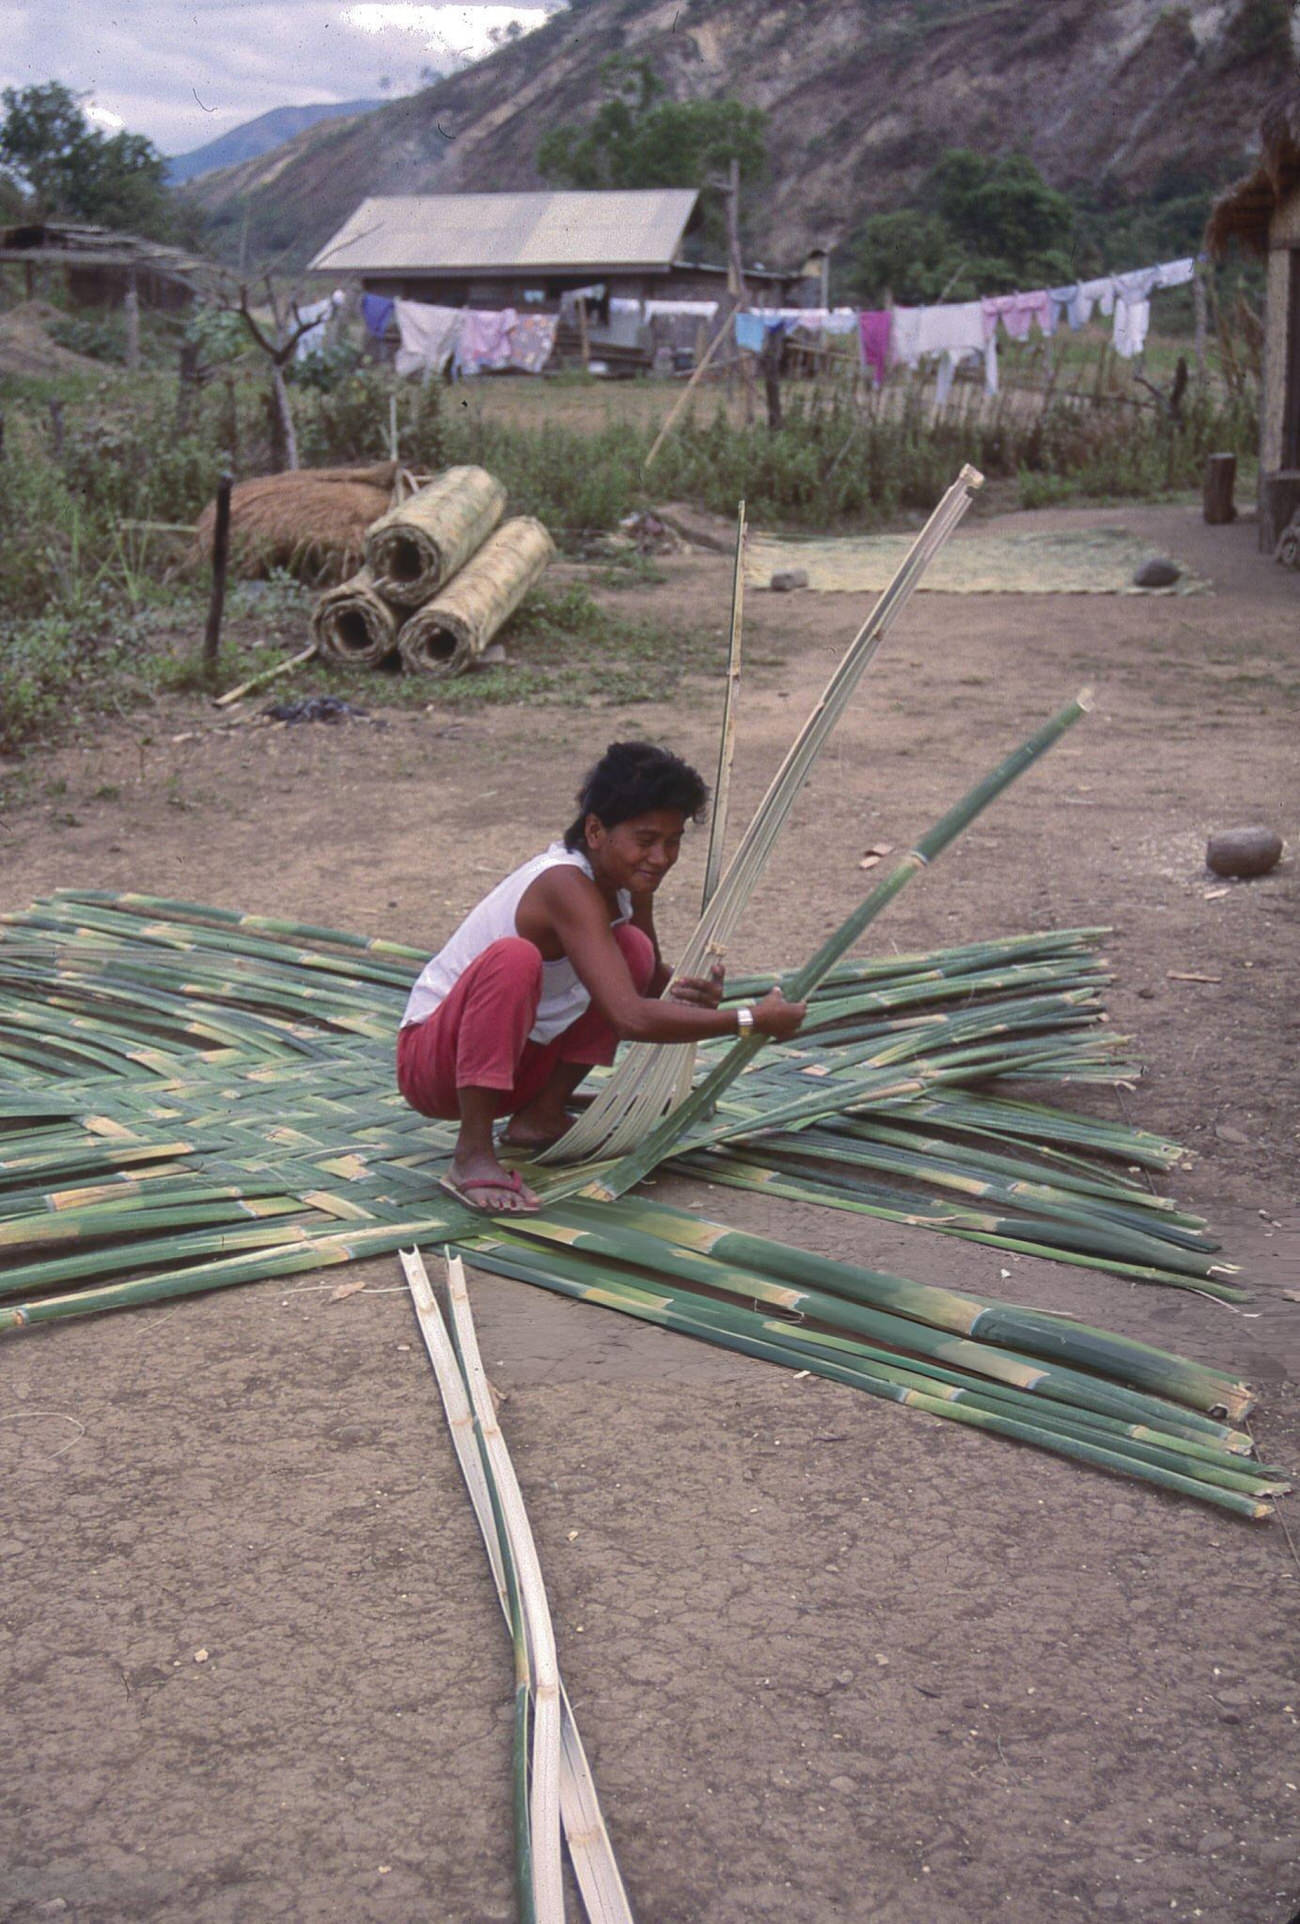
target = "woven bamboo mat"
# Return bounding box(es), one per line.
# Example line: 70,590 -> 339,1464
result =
745,526 -> 1208,595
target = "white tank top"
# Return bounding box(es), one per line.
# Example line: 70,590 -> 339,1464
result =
400,842 -> 632,1043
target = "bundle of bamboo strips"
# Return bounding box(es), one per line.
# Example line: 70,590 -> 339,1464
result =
363,465 -> 506,605
309,568 -> 400,668
398,518 -> 555,678
402,1249 -> 634,1922
308,466 -> 553,682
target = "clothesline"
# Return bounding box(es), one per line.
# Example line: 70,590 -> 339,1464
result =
845,255 -> 1196,394
360,252 -> 1196,385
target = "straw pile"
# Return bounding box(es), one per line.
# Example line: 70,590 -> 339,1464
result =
193,463 -> 401,586
314,466 -> 554,680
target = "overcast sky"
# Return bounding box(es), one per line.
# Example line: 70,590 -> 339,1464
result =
2,3 -> 563,157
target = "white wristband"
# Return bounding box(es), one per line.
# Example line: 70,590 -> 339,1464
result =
735,1004 -> 755,1036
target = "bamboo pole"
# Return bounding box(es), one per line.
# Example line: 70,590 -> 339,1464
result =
214,644 -> 317,709
701,499 -> 746,914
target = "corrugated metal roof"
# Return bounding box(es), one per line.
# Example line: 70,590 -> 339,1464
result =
308,190 -> 699,275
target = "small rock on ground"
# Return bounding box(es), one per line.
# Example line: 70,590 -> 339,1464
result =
1133,555 -> 1181,588
1206,825 -> 1283,878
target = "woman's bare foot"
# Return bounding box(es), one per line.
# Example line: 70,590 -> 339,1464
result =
442,1148 -> 540,1214
498,1104 -> 576,1153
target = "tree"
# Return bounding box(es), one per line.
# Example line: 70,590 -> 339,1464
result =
538,58 -> 765,255
839,149 -> 1076,306
0,81 -> 174,238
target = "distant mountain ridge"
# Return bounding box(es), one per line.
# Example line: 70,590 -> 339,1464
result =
183,0 -> 1295,271
167,100 -> 395,184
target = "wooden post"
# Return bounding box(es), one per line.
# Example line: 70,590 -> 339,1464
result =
1193,262 -> 1207,385
577,295 -> 590,369
760,325 -> 783,431
123,268 -> 140,372
202,471 -> 233,686
176,339 -> 200,434
1203,453 -> 1237,525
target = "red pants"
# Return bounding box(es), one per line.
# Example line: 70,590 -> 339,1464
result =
396,925 -> 655,1121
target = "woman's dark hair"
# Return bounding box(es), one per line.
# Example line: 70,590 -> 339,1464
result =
563,741 -> 709,851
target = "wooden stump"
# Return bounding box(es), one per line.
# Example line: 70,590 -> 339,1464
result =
1203,452 -> 1236,524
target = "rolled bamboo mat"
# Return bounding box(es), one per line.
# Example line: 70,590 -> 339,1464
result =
363,465 -> 507,606
310,569 -> 400,668
398,516 -> 555,679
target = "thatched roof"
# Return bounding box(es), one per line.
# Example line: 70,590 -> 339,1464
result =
1206,79 -> 1300,256
0,220 -> 217,289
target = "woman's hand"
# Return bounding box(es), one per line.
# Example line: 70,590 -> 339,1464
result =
751,987 -> 806,1040
669,962 -> 726,1009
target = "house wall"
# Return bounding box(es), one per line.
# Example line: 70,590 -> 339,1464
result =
1260,184 -> 1300,474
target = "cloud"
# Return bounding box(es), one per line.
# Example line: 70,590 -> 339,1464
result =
0,2 -> 561,156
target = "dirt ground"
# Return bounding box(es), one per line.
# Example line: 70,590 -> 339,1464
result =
1,500 -> 1297,1924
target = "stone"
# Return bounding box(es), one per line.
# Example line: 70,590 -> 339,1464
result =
770,568 -> 810,592
1206,825 -> 1284,879
1133,555 -> 1181,588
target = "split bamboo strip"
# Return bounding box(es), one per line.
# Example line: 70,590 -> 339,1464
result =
454,1237 -> 1274,1520
397,517 -> 555,679
401,1248 -> 635,1924
444,1252 -> 564,1924
363,465 -> 506,606
310,569 -> 400,669
701,501 -> 746,915
542,464 -> 985,1166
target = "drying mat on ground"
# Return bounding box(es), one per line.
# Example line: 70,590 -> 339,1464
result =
746,527 -> 1209,595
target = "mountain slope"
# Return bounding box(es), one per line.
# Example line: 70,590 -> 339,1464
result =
185,0 -> 1295,270
167,100 -> 393,184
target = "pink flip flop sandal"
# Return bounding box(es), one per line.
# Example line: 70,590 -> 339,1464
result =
439,1169 -> 540,1215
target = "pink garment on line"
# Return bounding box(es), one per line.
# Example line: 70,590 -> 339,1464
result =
858,309 -> 892,388
457,307 -> 518,373
396,925 -> 655,1121
981,291 -> 1053,342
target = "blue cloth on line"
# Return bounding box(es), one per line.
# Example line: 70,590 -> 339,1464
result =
362,294 -> 395,339
734,310 -> 765,352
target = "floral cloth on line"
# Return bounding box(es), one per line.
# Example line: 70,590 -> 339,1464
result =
508,312 -> 558,374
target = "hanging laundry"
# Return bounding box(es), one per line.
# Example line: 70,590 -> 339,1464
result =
892,302 -> 998,398
609,297 -> 642,318
734,310 -> 766,353
981,290 -> 1053,342
293,291 -> 344,360
394,300 -> 463,378
456,308 -> 519,375
508,312 -> 558,374
1112,297 -> 1151,360
858,309 -> 892,387
361,293 -> 395,340
1048,286 -> 1077,330
1062,278 -> 1115,329
1155,257 -> 1195,289
1112,266 -> 1161,306
644,300 -> 719,322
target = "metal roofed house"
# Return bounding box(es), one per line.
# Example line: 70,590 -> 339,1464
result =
307,188 -> 799,305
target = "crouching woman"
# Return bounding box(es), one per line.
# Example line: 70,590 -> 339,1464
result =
397,740 -> 806,1213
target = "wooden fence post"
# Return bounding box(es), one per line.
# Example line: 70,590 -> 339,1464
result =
202,470 -> 233,685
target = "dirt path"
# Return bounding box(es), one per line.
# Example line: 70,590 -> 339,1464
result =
1,503 -> 1297,1924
